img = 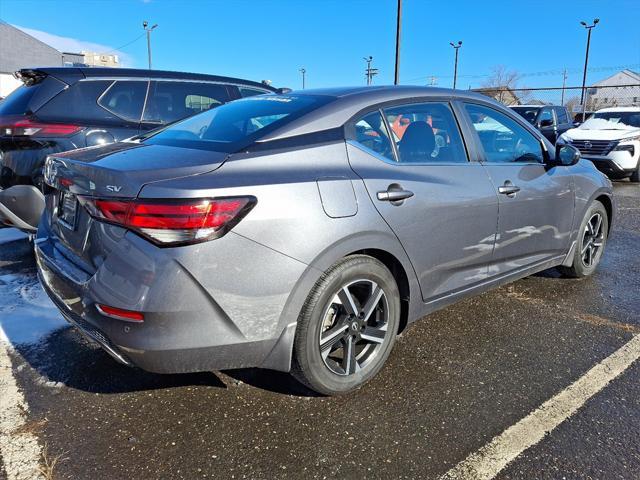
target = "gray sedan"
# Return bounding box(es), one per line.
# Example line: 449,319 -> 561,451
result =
35,86 -> 614,395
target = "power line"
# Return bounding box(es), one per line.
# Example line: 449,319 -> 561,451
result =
97,32 -> 147,56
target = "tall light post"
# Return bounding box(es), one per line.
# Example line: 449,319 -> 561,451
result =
579,18 -> 599,121
142,21 -> 158,70
394,0 -> 402,85
299,68 -> 306,89
450,41 -> 462,89
364,56 -> 378,85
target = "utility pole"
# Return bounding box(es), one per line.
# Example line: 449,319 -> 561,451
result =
394,0 -> 402,85
364,56 -> 378,85
299,68 -> 306,89
143,21 -> 158,69
579,18 -> 599,121
450,41 -> 462,89
429,76 -> 437,86
561,68 -> 568,106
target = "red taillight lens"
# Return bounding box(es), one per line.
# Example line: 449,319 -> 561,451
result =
81,197 -> 256,246
96,304 -> 144,322
1,118 -> 82,137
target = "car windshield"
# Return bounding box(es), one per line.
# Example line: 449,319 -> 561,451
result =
142,94 -> 331,152
511,107 -> 539,124
589,111 -> 640,129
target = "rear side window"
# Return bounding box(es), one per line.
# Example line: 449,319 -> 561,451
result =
384,102 -> 468,163
144,94 -> 331,152
142,81 -> 232,124
351,111 -> 395,162
0,85 -> 38,115
98,81 -> 148,122
37,80 -> 120,124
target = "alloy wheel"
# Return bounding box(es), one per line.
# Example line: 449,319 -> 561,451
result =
581,212 -> 605,267
318,279 -> 389,376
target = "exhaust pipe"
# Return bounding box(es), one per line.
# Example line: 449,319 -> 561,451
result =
0,185 -> 45,233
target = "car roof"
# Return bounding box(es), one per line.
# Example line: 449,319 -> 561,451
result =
259,85 -> 498,141
18,67 -> 277,91
595,106 -> 640,113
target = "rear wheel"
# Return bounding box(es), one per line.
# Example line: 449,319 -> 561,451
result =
558,200 -> 608,278
292,255 -> 400,395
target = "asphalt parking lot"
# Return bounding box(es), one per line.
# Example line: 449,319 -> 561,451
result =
0,181 -> 638,480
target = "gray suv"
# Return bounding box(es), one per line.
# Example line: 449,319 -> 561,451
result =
35,86 -> 614,395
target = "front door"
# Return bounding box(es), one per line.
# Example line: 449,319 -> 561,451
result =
462,102 -> 574,277
346,102 -> 499,302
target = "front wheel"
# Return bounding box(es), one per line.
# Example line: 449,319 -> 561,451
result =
630,161 -> 640,183
558,200 -> 608,278
292,255 -> 400,395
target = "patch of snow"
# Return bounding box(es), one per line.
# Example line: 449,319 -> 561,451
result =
0,273 -> 67,346
0,228 -> 27,245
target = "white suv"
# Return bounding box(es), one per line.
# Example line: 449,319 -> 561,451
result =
560,107 -> 640,182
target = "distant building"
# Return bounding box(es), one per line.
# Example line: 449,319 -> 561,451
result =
0,22 -> 118,98
81,51 -> 120,68
472,86 -> 521,106
589,70 -> 640,109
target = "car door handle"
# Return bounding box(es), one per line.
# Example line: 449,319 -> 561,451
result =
498,184 -> 521,196
377,189 -> 414,202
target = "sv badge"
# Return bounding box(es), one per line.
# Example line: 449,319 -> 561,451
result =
106,185 -> 123,193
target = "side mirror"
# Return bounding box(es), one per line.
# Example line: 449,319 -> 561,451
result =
555,143 -> 581,166
539,118 -> 554,128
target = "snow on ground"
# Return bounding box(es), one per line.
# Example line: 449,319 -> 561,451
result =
0,229 -> 67,346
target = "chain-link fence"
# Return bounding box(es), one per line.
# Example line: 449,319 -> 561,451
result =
473,84 -> 640,119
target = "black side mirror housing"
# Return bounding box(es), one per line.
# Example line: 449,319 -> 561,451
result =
539,118 -> 554,128
554,143 -> 581,166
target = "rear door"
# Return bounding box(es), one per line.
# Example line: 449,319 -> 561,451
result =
461,102 -> 574,277
140,81 -> 234,130
347,100 -> 499,302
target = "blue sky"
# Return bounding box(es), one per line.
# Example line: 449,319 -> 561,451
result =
1,0 -> 639,90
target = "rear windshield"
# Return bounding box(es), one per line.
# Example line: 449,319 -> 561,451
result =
0,85 -> 38,115
142,94 -> 332,152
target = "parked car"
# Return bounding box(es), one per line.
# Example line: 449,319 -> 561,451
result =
31,86 -> 613,395
0,67 -> 277,231
560,107 -> 640,182
510,105 -> 574,143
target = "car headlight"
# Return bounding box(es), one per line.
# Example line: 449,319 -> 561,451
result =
617,134 -> 640,143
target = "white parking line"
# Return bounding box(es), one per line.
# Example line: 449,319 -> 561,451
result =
442,334 -> 640,480
0,327 -> 44,480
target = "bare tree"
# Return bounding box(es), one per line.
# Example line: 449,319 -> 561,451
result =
479,65 -> 531,105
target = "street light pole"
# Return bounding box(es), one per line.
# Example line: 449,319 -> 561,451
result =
450,41 -> 462,89
394,0 -> 402,85
299,68 -> 306,89
364,56 -> 378,85
143,21 -> 158,70
579,18 -> 599,122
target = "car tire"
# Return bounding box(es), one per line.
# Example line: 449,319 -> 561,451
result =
558,200 -> 608,278
291,255 -> 400,395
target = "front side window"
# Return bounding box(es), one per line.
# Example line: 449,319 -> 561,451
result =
143,94 -> 331,152
384,102 -> 467,163
538,108 -> 554,125
555,107 -> 569,124
98,81 -> 148,122
240,87 -> 270,98
464,103 -> 544,164
351,111 -> 395,162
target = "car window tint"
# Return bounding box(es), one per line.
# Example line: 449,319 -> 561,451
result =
143,81 -> 231,124
383,102 -> 467,163
511,107 -> 539,124
37,80 -> 121,123
351,111 -> 395,162
538,108 -> 553,124
143,94 -> 332,152
465,103 -> 544,164
0,85 -> 38,115
98,81 -> 148,122
555,107 -> 569,124
239,87 -> 269,98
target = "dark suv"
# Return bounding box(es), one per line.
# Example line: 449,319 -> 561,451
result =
510,105 -> 574,144
0,67 -> 276,192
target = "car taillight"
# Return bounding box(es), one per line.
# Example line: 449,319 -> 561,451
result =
80,197 -> 256,246
1,118 -> 82,137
